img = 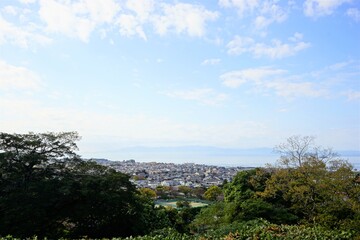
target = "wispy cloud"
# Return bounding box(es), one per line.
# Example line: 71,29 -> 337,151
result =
151,3 -> 219,37
219,0 -> 259,16
117,0 -> 154,40
201,58 -> 221,65
304,0 -> 352,17
227,33 -> 310,59
264,80 -> 328,98
220,67 -> 285,88
2,6 -> 18,16
34,0 -> 218,41
19,0 -> 37,4
343,90 -> 360,101
347,8 -> 360,22
164,88 -> 228,106
254,1 -> 288,29
0,15 -> 52,48
38,0 -> 121,42
219,0 -> 288,29
117,14 -> 148,40
220,66 -> 328,98
310,60 -> 360,92
0,60 -> 41,91
116,0 -> 219,40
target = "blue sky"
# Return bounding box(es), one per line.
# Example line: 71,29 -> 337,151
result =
0,0 -> 359,161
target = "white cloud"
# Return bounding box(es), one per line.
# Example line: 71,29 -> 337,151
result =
254,16 -> 271,29
265,80 -> 328,98
218,0 -> 259,16
76,0 -> 120,24
0,15 -> 52,48
0,60 -> 41,91
152,3 -> 219,37
219,0 -> 287,29
7,0 -> 217,42
39,0 -> 92,42
19,0 -> 37,4
327,60 -> 353,70
38,0 -> 121,42
201,58 -> 221,65
227,33 -> 311,59
288,32 -> 304,42
310,60 -> 360,90
227,36 -> 255,55
220,66 -> 328,98
343,90 -> 360,100
253,40 -> 311,59
220,67 -> 286,88
116,1 -> 218,39
117,14 -> 147,40
164,88 -> 228,106
126,0 -> 155,21
254,1 -> 288,29
347,8 -> 360,22
116,0 -> 154,40
2,6 -> 18,16
304,0 -> 351,17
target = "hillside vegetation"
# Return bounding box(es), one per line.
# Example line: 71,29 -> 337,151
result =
0,133 -> 359,239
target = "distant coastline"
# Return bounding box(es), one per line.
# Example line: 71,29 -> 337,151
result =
82,146 -> 360,170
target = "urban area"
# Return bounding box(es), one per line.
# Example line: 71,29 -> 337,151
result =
91,159 -> 253,189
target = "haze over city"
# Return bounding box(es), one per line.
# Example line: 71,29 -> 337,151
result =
0,0 -> 359,166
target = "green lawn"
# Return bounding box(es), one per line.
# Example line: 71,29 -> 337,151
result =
155,199 -> 209,208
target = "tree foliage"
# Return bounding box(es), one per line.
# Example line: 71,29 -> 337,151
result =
263,136 -> 360,232
262,157 -> 359,231
139,188 -> 157,199
0,132 -> 168,238
192,136 -> 359,237
1,133 -> 359,238
203,185 -> 222,201
178,185 -> 192,197
222,168 -> 296,224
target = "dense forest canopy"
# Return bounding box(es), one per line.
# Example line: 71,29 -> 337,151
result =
0,132 -> 164,238
0,132 -> 359,239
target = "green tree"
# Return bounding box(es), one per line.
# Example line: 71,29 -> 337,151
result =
192,186 -> 206,199
156,185 -> 171,199
0,132 -> 162,238
223,168 -> 296,224
139,187 -> 157,199
262,136 -> 360,232
191,202 -> 226,233
60,162 -> 144,238
203,185 -> 222,201
178,185 -> 192,197
0,132 -> 81,237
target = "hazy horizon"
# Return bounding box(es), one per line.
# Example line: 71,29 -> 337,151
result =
83,145 -> 360,170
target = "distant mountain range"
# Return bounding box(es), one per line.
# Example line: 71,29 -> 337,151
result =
84,146 -> 360,169
115,146 -> 275,155
114,146 -> 360,157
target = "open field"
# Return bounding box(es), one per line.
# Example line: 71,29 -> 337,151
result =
156,199 -> 209,208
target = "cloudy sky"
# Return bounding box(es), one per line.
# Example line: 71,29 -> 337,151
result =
0,0 -> 359,160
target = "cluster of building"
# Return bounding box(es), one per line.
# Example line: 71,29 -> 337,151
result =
91,159 -> 253,189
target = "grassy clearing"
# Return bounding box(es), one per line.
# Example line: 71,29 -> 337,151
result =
155,199 -> 209,208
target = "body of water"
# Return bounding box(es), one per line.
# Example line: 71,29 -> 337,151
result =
106,151 -> 360,170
